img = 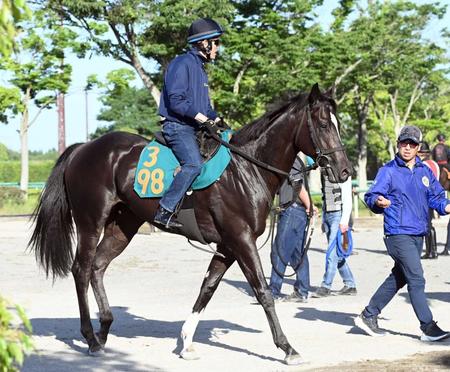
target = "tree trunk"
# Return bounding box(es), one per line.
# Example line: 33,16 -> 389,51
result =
357,121 -> 368,189
19,88 -> 31,197
57,92 -> 66,154
132,55 -> 161,106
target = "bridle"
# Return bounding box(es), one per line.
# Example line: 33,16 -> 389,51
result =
304,103 -> 346,176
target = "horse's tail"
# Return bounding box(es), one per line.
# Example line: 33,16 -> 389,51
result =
28,143 -> 83,280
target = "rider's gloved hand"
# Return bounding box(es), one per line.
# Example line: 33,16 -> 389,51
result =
200,119 -> 218,135
214,117 -> 230,130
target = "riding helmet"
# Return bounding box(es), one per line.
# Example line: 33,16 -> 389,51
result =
437,133 -> 446,142
187,18 -> 224,44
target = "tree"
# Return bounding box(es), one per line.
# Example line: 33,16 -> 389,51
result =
0,10 -> 76,194
329,1 -> 448,186
88,69 -> 160,138
211,0 -> 326,126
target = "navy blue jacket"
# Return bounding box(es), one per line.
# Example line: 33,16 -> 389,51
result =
364,154 -> 449,236
158,49 -> 217,126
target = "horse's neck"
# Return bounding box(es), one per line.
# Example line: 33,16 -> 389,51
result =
251,117 -> 300,196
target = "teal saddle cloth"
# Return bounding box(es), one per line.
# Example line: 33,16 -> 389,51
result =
134,130 -> 233,198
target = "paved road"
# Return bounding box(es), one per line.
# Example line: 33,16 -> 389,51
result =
1,216 -> 449,371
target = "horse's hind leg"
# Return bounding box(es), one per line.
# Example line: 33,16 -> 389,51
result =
90,206 -> 143,347
72,226 -> 103,354
180,245 -> 235,360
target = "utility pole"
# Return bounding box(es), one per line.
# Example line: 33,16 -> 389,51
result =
57,91 -> 66,154
85,87 -> 89,141
57,15 -> 66,155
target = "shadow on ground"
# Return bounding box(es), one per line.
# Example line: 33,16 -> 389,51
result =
399,291 -> 450,304
23,349 -> 158,372
28,306 -> 280,366
295,308 -> 357,327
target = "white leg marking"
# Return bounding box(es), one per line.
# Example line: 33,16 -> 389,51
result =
180,310 -> 203,360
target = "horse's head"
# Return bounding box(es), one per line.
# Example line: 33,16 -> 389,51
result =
295,83 -> 352,183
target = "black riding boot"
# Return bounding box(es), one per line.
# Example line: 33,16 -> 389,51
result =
153,206 -> 183,229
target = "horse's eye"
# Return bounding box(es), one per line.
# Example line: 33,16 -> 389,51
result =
319,119 -> 328,128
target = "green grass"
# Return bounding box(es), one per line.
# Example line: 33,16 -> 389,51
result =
0,189 -> 40,215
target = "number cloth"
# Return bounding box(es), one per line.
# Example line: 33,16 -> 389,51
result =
134,130 -> 232,198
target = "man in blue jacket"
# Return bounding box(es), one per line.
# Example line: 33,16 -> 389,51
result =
154,18 -> 224,228
355,126 -> 450,342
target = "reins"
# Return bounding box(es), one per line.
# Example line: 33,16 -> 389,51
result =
201,105 -> 320,177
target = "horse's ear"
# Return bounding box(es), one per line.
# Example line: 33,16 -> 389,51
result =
325,85 -> 335,98
308,83 -> 322,104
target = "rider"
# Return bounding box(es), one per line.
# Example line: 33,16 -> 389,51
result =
431,133 -> 450,169
154,18 -> 224,228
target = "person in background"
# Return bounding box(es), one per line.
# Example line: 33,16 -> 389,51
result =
313,168 -> 356,297
431,133 -> 450,169
431,134 -> 450,256
356,126 -> 450,341
418,142 -> 439,259
269,156 -> 317,302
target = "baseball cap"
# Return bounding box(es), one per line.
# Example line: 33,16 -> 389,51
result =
397,125 -> 422,144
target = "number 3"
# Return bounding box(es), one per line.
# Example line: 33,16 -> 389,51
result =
143,146 -> 160,168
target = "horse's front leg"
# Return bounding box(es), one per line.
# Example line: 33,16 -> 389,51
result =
180,245 -> 235,360
232,233 -> 303,365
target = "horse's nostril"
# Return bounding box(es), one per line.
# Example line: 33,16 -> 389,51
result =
341,169 -> 349,180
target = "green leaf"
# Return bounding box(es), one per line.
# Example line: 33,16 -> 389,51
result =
7,342 -> 23,365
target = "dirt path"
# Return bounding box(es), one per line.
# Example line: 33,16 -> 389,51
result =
1,216 -> 449,371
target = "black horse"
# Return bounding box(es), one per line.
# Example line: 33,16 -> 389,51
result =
29,84 -> 351,365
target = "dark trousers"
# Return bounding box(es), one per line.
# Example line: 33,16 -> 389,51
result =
423,209 -> 437,257
269,203 -> 310,297
364,234 -> 433,330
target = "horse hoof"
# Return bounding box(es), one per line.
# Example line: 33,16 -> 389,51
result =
284,353 -> 305,365
88,347 -> 105,357
95,332 -> 107,348
180,346 -> 200,361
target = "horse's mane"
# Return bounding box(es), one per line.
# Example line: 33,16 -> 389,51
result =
232,92 -> 309,146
